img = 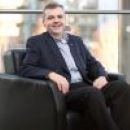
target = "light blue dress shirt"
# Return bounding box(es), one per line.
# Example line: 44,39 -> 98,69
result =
54,34 -> 83,83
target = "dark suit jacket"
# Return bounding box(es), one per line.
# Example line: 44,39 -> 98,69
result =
18,32 -> 107,84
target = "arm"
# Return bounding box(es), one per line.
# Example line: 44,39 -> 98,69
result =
78,37 -> 108,80
18,38 -> 51,79
18,37 -> 69,94
85,47 -> 108,89
78,37 -> 108,89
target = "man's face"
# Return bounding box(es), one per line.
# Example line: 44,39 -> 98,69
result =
43,7 -> 66,36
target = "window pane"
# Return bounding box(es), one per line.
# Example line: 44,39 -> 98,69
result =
0,13 -> 119,73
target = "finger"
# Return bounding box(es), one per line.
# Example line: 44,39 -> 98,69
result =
64,81 -> 70,93
57,83 -> 62,92
61,83 -> 69,94
61,84 -> 67,94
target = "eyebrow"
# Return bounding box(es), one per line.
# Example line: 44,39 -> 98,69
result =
46,14 -> 64,18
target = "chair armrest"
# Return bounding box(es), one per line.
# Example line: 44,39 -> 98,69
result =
108,73 -> 126,81
0,74 -> 66,130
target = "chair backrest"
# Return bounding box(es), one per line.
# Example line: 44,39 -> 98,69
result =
4,49 -> 126,81
4,49 -> 26,74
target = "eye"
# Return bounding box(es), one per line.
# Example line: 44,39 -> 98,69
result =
58,15 -> 63,19
47,16 -> 54,20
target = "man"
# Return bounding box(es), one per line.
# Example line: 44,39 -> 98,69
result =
18,2 -> 130,130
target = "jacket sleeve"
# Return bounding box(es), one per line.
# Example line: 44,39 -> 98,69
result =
78,37 -> 108,80
18,37 -> 51,79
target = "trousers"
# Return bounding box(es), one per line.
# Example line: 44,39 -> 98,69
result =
66,80 -> 130,130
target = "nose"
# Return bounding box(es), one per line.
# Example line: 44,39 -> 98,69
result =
53,17 -> 59,23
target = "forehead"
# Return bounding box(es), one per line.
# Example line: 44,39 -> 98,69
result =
44,7 -> 65,17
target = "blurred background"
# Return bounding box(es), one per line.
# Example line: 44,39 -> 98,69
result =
0,0 -> 130,83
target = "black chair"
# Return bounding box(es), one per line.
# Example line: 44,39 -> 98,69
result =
2,48 -> 125,130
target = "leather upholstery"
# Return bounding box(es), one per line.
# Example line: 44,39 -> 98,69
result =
0,74 -> 66,130
3,49 -> 125,130
4,49 -> 26,74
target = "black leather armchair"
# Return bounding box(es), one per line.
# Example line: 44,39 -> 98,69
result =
0,74 -> 66,130
1,48 -> 125,130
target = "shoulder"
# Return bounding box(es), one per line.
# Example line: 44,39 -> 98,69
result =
68,34 -> 84,47
68,34 -> 85,48
25,32 -> 49,49
27,32 -> 48,42
26,32 -> 50,48
68,33 -> 82,41
68,33 -> 89,51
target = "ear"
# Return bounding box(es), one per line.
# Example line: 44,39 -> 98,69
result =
43,19 -> 46,27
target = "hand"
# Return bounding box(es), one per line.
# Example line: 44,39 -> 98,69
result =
93,76 -> 108,90
48,72 -> 70,94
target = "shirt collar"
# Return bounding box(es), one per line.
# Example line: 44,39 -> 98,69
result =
50,32 -> 68,44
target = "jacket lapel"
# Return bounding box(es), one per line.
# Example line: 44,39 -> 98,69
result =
67,36 -> 82,70
44,33 -> 70,72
